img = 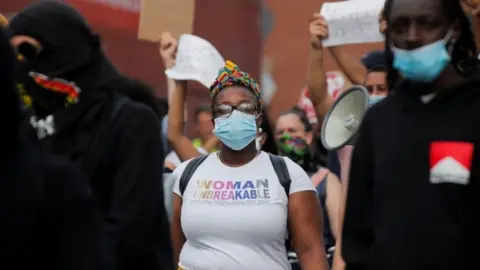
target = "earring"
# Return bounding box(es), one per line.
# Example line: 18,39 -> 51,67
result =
258,128 -> 263,133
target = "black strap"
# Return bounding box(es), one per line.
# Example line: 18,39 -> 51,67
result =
179,155 -> 209,195
111,95 -> 128,121
268,153 -> 291,196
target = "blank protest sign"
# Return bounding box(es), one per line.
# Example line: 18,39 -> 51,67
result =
137,0 -> 195,42
320,0 -> 385,47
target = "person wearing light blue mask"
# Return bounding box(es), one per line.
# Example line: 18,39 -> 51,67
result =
392,28 -> 455,82
170,61 -> 328,270
342,0 -> 480,270
361,65 -> 389,106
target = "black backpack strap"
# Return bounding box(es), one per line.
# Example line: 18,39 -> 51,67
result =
179,155 -> 209,195
268,153 -> 292,196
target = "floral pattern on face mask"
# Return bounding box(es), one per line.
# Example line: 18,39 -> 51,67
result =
278,133 -> 309,165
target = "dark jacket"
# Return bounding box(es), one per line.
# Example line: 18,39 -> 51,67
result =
343,78 -> 480,270
0,26 -> 102,270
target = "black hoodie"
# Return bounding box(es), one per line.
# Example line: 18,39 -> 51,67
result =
342,79 -> 480,270
8,2 -> 172,269
0,27 -> 103,270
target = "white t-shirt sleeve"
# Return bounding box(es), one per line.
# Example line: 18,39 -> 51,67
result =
283,157 -> 316,195
196,147 -> 209,155
171,159 -> 192,197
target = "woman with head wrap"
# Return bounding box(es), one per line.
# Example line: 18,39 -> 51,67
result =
0,24 -> 102,270
7,2 -> 172,270
170,61 -> 328,270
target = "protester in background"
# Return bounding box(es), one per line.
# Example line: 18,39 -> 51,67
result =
343,0 -> 479,268
170,61 -> 328,270
276,107 -> 342,267
8,2 -> 172,269
192,105 -> 219,152
0,26 -> 103,270
307,11 -> 390,270
308,13 -> 389,179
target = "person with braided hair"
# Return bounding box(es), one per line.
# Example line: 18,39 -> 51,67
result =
7,2 -> 172,270
170,61 -> 328,270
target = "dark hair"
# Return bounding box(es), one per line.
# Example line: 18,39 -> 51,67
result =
363,65 -> 388,85
384,0 -> 477,90
368,65 -> 387,73
361,50 -> 386,70
279,107 -> 313,133
259,107 -> 277,155
156,97 -> 168,119
194,105 -> 212,123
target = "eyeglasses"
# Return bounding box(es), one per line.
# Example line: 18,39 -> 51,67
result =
213,103 -> 258,118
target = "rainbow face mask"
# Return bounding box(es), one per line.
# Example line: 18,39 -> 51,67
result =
278,133 -> 310,165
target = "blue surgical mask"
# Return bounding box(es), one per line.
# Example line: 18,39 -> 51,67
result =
369,95 -> 385,106
392,29 -> 452,83
213,110 -> 257,151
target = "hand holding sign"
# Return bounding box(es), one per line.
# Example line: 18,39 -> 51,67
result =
159,32 -> 178,70
320,0 -> 385,47
309,13 -> 329,50
165,34 -> 225,88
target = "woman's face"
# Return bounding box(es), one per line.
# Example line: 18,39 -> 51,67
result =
275,113 -> 313,145
213,85 -> 262,128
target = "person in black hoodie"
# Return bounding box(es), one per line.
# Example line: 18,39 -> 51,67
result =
7,2 -> 173,270
341,0 -> 480,269
0,25 -> 101,270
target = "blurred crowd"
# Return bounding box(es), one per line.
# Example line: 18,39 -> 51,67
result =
1,0 -> 480,270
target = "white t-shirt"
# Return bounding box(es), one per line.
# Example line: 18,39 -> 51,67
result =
165,147 -> 209,169
172,151 -> 315,270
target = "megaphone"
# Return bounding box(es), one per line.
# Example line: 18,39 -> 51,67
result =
321,85 -> 369,151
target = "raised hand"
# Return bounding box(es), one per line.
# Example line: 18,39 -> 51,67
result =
159,32 -> 178,70
309,13 -> 329,50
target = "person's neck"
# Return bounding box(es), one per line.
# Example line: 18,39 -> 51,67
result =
429,65 -> 465,94
219,143 -> 258,167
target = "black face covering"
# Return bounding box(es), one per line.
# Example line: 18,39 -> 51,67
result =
0,27 -> 22,157
8,1 -> 121,178
10,1 -> 113,118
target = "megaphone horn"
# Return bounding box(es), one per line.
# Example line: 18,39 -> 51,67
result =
321,85 -> 369,151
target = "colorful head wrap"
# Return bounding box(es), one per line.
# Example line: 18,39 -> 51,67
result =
209,60 -> 262,105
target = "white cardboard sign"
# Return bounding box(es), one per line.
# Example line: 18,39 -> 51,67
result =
320,0 -> 385,47
165,34 -> 225,88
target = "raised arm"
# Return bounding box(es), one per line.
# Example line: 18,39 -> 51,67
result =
307,13 -> 334,124
166,79 -> 203,161
159,32 -> 204,162
328,9 -> 386,85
